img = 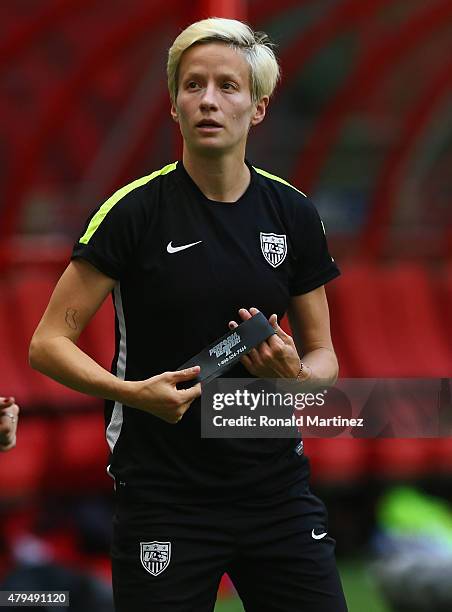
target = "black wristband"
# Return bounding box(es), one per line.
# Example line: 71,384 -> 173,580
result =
177,312 -> 275,387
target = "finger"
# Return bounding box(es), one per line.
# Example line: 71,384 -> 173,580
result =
247,347 -> 266,369
240,354 -> 255,372
253,336 -> 276,357
0,412 -> 17,424
249,307 -> 260,316
177,382 -> 202,403
171,397 -> 197,423
0,407 -> 19,418
170,366 -> 201,383
269,314 -> 291,341
0,403 -> 19,414
246,340 -> 270,364
169,407 -> 187,424
228,321 -> 238,329
177,399 -> 196,416
164,412 -> 184,425
257,341 -> 276,363
266,333 -> 285,352
246,347 -> 259,363
238,308 -> 252,321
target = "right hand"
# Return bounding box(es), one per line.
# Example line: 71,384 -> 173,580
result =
121,367 -> 202,424
0,397 -> 19,451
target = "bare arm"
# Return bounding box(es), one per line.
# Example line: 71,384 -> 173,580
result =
29,259 -> 120,398
229,285 -> 338,384
287,285 -> 338,384
29,259 -> 201,423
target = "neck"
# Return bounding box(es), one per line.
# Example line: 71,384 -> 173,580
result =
182,148 -> 250,202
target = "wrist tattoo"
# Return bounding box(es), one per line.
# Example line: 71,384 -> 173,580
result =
65,308 -> 78,330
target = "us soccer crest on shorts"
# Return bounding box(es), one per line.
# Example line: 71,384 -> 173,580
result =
140,541 -> 171,576
260,232 -> 287,268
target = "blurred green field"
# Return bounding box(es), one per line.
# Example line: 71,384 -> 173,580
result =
214,560 -> 390,612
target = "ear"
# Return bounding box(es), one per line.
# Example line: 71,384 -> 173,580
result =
250,96 -> 269,127
170,102 -> 179,123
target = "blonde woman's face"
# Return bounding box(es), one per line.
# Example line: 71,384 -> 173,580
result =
171,42 -> 267,156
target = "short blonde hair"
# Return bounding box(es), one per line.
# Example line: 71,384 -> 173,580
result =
167,17 -> 280,105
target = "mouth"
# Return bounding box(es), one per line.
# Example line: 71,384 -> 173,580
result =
196,119 -> 222,129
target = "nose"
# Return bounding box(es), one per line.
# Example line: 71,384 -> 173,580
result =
199,82 -> 218,111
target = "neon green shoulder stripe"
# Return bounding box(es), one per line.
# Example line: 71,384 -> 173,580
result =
79,162 -> 178,244
253,166 -> 307,197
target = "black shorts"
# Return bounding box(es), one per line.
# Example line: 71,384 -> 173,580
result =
111,484 -> 348,612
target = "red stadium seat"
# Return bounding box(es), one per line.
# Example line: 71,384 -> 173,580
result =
432,438 -> 452,474
0,418 -> 50,499
332,263 -> 451,376
370,439 -> 436,479
332,264 -> 401,376
8,271 -> 95,410
304,439 -> 369,482
376,264 -> 450,376
46,411 -> 111,493
324,279 -> 355,377
280,278 -> 355,377
435,264 -> 452,366
0,281 -> 33,406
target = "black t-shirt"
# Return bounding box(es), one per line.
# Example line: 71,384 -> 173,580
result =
72,160 -> 340,503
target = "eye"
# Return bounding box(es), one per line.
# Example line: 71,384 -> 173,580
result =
187,81 -> 200,90
222,82 -> 237,91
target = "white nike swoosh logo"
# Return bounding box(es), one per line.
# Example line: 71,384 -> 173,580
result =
311,529 -> 327,540
167,240 -> 202,254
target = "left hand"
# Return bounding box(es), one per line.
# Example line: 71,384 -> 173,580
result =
228,308 -> 301,378
0,397 -> 19,451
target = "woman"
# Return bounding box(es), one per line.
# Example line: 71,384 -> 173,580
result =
30,17 -> 347,612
